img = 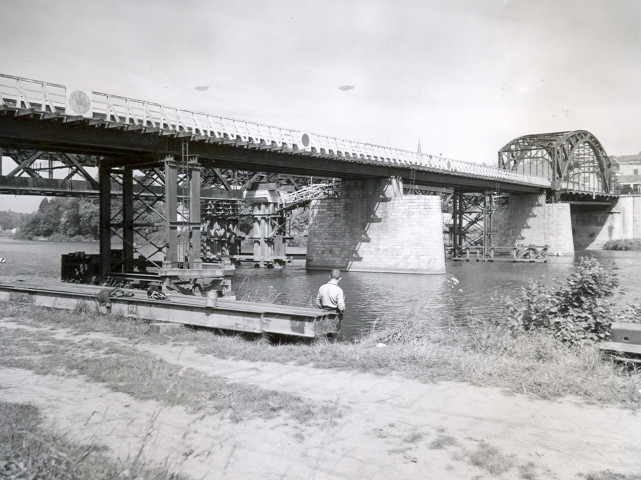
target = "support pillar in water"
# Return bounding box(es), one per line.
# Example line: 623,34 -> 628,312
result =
492,193 -> 574,255
306,177 -> 446,274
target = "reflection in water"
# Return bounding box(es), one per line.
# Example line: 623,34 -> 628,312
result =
1,238 -> 640,339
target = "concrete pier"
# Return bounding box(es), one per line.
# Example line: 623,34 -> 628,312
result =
306,178 -> 446,274
572,195 -> 641,249
492,193 -> 575,256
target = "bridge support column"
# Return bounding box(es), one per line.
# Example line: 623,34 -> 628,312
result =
244,183 -> 287,268
122,167 -> 134,273
492,193 -> 574,256
99,164 -> 111,277
162,157 -> 203,270
306,178 -> 445,274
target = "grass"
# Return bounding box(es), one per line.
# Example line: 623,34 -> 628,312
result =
2,299 -> 641,409
518,462 -> 539,480
0,401 -> 185,480
193,305 -> 641,407
581,472 -> 641,480
465,441 -> 513,475
0,324 -> 339,425
428,433 -> 458,450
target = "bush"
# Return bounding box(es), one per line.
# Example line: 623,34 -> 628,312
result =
502,257 -> 619,345
603,239 -> 641,251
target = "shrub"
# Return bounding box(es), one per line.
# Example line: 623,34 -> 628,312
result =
502,257 -> 619,345
603,239 -> 641,251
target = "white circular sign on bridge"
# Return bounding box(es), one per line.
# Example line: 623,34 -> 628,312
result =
65,87 -> 93,117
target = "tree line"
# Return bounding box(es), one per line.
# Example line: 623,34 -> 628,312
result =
17,198 -> 100,240
2,196 -> 312,242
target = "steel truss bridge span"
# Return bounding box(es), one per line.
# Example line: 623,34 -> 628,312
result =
0,73 -> 549,194
499,130 -> 613,199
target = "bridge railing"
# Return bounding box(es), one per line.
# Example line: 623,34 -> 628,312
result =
0,74 -> 551,188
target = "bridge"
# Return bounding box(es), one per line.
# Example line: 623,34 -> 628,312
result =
0,73 -> 550,194
498,131 -> 614,201
0,73 -> 631,277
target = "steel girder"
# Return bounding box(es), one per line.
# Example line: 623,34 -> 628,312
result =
201,168 -> 335,194
1,149 -> 101,187
498,130 -> 612,196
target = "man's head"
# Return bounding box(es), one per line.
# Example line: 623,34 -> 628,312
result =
330,269 -> 342,281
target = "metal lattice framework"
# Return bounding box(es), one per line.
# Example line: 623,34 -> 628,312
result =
498,130 -> 612,196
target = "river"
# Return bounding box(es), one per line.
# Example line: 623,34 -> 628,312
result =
1,237 -> 640,339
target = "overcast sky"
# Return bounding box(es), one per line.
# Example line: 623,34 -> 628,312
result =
2,0 -> 641,212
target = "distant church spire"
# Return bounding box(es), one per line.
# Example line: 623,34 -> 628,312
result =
417,138 -> 422,156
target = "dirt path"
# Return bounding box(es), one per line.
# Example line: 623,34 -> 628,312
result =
1,319 -> 640,479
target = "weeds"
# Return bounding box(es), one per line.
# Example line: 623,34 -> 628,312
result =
0,401 -> 184,480
518,461 -> 539,480
502,257 -> 619,345
465,441 -> 513,475
72,299 -> 95,314
428,433 -> 458,450
581,472 -> 641,480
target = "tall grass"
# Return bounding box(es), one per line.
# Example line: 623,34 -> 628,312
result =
0,401 -> 184,480
362,304 -> 641,406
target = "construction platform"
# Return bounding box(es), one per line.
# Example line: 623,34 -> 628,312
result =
0,280 -> 340,338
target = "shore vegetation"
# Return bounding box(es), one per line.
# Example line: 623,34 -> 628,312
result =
0,401 -> 185,480
603,239 -> 641,250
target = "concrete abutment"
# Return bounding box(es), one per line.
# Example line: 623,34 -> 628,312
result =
572,195 -> 641,249
306,178 -> 446,274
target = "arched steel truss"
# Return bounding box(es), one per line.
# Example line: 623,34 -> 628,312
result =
498,130 -> 613,196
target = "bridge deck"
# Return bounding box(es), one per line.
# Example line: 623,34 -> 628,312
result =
0,73 -> 551,193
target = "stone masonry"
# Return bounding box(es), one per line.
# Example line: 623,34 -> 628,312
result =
572,195 -> 641,249
492,193 -> 574,256
306,178 -> 446,274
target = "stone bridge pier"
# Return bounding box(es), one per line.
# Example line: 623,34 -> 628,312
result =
491,193 -> 575,256
306,178 -> 446,274
571,196 -> 641,249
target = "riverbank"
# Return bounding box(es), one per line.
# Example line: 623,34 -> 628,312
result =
1,302 -> 640,479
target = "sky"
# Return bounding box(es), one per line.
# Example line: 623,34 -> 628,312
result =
1,0 -> 641,212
